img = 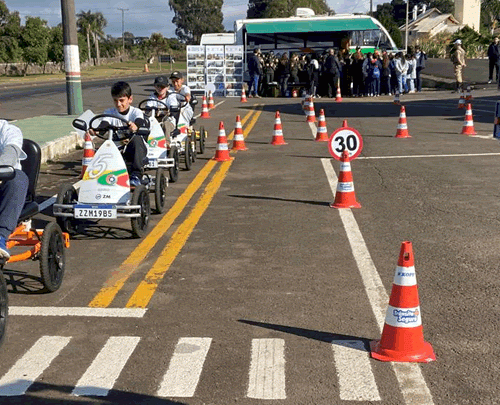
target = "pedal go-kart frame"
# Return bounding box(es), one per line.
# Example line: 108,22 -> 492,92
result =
53,115 -> 151,238
0,139 -> 70,346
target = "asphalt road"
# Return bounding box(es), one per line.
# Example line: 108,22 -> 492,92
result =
0,80 -> 500,404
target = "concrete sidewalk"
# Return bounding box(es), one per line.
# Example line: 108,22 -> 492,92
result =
14,115 -> 83,164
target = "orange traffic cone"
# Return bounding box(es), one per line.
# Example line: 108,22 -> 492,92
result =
393,92 -> 401,105
306,97 -> 316,123
335,85 -> 343,102
315,109 -> 329,142
458,90 -> 465,109
200,95 -> 210,119
231,115 -> 247,151
302,95 -> 310,112
240,88 -> 248,103
330,150 -> 361,209
80,132 -> 95,178
208,91 -> 215,109
271,111 -> 287,145
461,103 -> 477,135
342,119 -> 349,128
395,106 -> 411,138
212,122 -> 233,162
370,241 -> 436,363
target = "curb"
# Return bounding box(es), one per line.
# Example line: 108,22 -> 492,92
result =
41,131 -> 83,164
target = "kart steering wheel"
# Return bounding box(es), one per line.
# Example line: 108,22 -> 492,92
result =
138,99 -> 169,116
167,92 -> 189,110
89,114 -> 132,140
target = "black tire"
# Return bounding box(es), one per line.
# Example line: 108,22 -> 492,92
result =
39,222 -> 65,292
184,137 -> 192,171
168,146 -> 179,183
199,126 -> 206,154
131,185 -> 150,238
0,271 -> 7,347
191,137 -> 197,163
154,168 -> 168,214
55,184 -> 78,235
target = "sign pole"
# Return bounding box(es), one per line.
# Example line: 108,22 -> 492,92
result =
60,0 -> 83,115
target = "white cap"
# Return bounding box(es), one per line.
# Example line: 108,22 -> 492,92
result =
454,39 -> 462,45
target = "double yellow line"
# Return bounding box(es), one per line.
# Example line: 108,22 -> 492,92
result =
89,105 -> 263,309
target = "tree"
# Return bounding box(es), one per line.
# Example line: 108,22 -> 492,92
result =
76,10 -> 93,63
168,0 -> 224,44
429,0 -> 454,14
0,2 -> 22,63
247,0 -> 331,19
76,10 -> 107,65
90,12 -> 107,65
482,0 -> 500,34
19,16 -> 50,75
47,26 -> 64,65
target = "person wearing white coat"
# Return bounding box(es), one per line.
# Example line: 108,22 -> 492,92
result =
407,54 -> 417,93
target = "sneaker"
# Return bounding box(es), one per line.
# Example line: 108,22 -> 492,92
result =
0,236 -> 10,261
129,174 -> 142,187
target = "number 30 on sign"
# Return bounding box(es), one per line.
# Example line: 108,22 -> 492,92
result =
328,126 -> 363,161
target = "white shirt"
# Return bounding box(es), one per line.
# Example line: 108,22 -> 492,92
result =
165,86 -> 193,128
0,120 -> 27,170
102,106 -> 144,128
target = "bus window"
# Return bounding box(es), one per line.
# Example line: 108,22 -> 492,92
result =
350,31 -> 363,47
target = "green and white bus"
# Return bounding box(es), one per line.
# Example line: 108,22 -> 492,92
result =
234,9 -> 398,59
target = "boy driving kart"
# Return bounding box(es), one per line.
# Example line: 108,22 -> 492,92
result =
86,81 -> 148,187
0,120 -> 29,260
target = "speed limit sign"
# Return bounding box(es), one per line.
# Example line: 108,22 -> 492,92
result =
328,126 -> 363,161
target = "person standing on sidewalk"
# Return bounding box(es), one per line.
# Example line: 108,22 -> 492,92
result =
487,37 -> 500,84
450,39 -> 466,92
247,48 -> 262,98
415,45 -> 427,92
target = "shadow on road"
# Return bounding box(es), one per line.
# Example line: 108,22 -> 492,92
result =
228,194 -> 330,207
239,319 -> 372,352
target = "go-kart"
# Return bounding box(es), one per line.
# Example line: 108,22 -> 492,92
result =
138,99 -> 180,185
53,115 -> 151,238
0,139 -> 70,345
138,93 -> 207,173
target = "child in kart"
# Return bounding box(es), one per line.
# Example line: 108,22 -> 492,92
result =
0,120 -> 29,260
146,75 -> 171,122
87,81 -> 148,187
165,71 -> 194,137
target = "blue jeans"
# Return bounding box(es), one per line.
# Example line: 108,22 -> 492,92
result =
396,74 -> 404,94
249,73 -> 260,96
0,169 -> 29,239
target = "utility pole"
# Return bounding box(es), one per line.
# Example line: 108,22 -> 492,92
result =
118,8 -> 129,54
405,0 -> 409,53
370,0 -> 373,15
60,0 -> 83,115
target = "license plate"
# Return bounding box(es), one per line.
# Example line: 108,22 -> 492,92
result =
74,205 -> 117,219
147,158 -> 158,168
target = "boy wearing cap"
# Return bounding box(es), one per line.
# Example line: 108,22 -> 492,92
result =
167,71 -> 193,129
147,75 -> 171,123
451,39 -> 466,92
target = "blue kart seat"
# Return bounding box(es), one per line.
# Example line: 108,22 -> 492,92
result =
18,139 -> 41,221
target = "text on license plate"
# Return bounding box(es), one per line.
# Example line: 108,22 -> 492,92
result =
75,206 -> 117,219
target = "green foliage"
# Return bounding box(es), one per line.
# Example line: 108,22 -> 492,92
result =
247,0 -> 331,19
451,26 -> 491,58
169,0 -> 224,44
48,26 -> 64,64
20,16 -> 50,72
482,0 -> 500,34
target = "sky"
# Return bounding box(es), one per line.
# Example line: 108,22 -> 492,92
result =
4,0 -> 388,39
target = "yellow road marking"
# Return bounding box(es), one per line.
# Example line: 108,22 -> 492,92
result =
88,108 -> 258,308
125,105 -> 263,308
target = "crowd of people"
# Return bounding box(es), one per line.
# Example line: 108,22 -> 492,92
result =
246,46 -> 428,98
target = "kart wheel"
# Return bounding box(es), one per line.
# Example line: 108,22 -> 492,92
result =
184,137 -> 192,171
154,168 -> 168,214
55,184 -> 78,235
39,222 -> 65,292
191,137 -> 197,163
199,126 -> 206,154
0,271 -> 7,347
168,146 -> 179,183
131,185 -> 150,238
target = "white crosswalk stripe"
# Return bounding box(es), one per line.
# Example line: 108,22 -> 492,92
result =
0,335 -> 385,401
0,336 -> 71,396
72,336 -> 141,397
157,337 -> 212,398
247,338 -> 286,399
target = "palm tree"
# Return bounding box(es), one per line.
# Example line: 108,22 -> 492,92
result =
76,10 -> 93,62
76,10 -> 107,65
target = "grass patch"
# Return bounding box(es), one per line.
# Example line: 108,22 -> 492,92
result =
0,60 -> 187,86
